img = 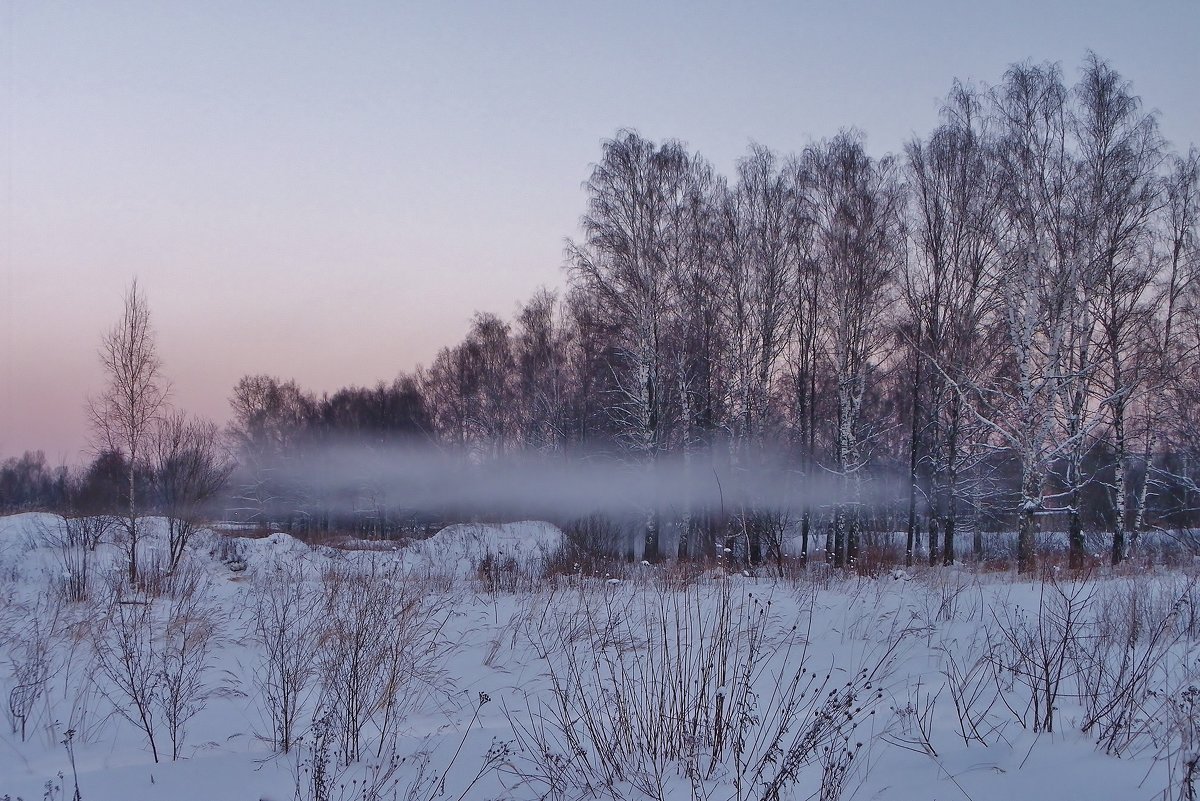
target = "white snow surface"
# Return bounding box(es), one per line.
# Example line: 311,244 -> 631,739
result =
0,512 -> 1196,800
402,520 -> 563,577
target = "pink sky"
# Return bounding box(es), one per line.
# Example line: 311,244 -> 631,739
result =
2,1 -> 1196,463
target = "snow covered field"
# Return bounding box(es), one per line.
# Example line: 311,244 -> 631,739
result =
1,513 -> 1198,801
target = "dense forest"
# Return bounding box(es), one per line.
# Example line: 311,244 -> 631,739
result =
4,55 -> 1199,574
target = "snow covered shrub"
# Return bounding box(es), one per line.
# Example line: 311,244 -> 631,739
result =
36,515 -> 113,603
1162,683 -> 1200,801
1171,575 -> 1200,641
60,654 -> 104,747
917,570 -> 975,625
158,576 -> 222,761
817,733 -> 865,801
316,560 -> 453,766
886,675 -> 940,757
90,574 -> 222,763
506,580 -> 899,801
251,558 -> 319,754
295,711 -> 441,801
987,574 -> 1093,733
938,628 -> 1003,747
296,706 -> 342,801
211,533 -> 246,567
104,539 -> 208,601
132,545 -> 173,597
90,597 -> 161,761
476,551 -> 525,595
4,593 -> 61,742
548,514 -> 628,579
1072,577 -> 1192,755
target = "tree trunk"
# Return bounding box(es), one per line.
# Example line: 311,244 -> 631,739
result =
644,507 -> 660,564
927,515 -> 939,568
1018,503 -> 1036,574
128,455 -> 138,585
1068,504 -> 1084,570
846,513 -> 859,569
832,506 -> 845,568
943,419 -> 960,566
747,517 -> 762,567
1110,403 -> 1128,565
800,510 -> 810,567
1130,430 -> 1154,557
905,335 -> 922,568
942,506 -> 955,567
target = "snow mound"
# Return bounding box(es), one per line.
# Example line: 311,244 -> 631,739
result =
403,521 -> 563,578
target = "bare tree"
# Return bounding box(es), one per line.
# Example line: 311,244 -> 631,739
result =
904,82 -> 1005,565
152,412 -> 234,571
423,341 -> 482,458
784,157 -> 825,567
92,597 -> 161,762
513,289 -> 573,453
252,559 -> 318,754
1144,150 -> 1200,544
0,450 -> 70,512
806,132 -> 904,568
721,145 -> 800,453
664,155 -> 722,560
226,375 -> 314,530
463,312 -> 518,459
986,63 -> 1090,573
88,279 -> 170,585
569,131 -> 705,562
158,578 -> 220,761
1072,54 -> 1163,565
717,145 -> 805,564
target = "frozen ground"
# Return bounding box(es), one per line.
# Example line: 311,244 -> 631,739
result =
1,513 -> 1198,801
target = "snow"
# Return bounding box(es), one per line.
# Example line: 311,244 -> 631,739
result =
400,520 -> 562,578
0,512 -> 1196,800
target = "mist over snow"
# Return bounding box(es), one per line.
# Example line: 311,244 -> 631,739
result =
251,440 -> 902,520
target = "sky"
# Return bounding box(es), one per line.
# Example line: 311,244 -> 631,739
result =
1,1 -> 1197,464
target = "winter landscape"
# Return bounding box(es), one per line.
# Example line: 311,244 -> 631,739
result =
3,4 -> 1200,800
2,516 -> 1200,801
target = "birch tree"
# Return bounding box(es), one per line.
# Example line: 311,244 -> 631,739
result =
904,82 -> 1005,565
785,157 -> 824,566
569,131 -> 700,561
807,132 -> 904,568
983,63 -> 1096,573
227,375 -> 312,530
1072,54 -> 1164,564
1154,150 -> 1200,535
713,146 -> 806,563
720,145 -> 800,453
88,279 -> 170,585
513,289 -> 572,453
664,158 -> 723,559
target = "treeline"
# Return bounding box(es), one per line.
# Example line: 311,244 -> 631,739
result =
0,449 -> 134,516
6,54 -> 1198,574
225,55 -> 1200,571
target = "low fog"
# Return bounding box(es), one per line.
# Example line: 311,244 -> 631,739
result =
244,440 -> 903,521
